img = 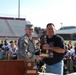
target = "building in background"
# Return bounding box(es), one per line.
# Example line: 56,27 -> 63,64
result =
56,26 -> 76,40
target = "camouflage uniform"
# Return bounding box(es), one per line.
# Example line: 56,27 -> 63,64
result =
18,30 -> 36,61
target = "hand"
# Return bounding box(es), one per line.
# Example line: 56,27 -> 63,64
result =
63,57 -> 67,60
42,44 -> 50,50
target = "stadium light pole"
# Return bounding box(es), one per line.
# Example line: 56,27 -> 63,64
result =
60,23 -> 63,28
18,0 -> 20,18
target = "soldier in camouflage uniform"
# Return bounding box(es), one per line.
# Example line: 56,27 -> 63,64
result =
18,24 -> 36,61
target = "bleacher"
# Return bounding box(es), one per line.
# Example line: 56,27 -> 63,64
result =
7,19 -> 27,36
0,17 -> 38,40
0,19 -> 13,36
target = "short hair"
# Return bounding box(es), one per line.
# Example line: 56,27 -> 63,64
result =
46,23 -> 55,28
10,40 -> 13,43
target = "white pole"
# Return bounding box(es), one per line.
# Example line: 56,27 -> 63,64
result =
60,23 -> 63,28
18,0 -> 20,18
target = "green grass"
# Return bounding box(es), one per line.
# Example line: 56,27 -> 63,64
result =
0,40 -> 17,43
64,40 -> 76,46
0,39 -> 76,46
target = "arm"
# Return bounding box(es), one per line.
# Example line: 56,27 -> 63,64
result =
50,35 -> 65,53
50,47 -> 65,53
19,35 -> 29,55
9,51 -> 17,57
42,44 -> 65,53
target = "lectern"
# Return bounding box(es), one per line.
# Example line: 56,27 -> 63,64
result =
0,60 -> 38,75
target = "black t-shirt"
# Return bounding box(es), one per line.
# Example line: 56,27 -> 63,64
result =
43,35 -> 65,65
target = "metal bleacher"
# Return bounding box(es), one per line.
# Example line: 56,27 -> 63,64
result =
7,19 -> 27,36
0,17 -> 27,39
0,17 -> 38,40
0,19 -> 13,36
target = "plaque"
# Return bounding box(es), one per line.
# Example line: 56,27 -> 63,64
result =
40,53 -> 49,57
24,61 -> 34,69
25,69 -> 38,75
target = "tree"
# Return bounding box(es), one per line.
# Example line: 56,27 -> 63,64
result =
34,27 -> 41,34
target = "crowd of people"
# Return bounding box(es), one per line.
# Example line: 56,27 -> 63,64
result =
63,41 -> 76,74
0,40 -> 18,60
0,23 -> 76,75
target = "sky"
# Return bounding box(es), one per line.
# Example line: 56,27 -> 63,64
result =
0,0 -> 76,30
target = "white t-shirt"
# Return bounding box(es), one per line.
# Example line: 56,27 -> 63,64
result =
9,47 -> 18,54
64,50 -> 71,57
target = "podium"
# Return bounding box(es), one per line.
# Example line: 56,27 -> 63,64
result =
0,60 -> 38,75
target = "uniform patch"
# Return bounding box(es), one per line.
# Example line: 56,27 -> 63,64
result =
24,39 -> 28,44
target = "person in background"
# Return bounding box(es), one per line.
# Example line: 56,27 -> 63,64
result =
40,30 -> 47,54
63,45 -> 71,74
2,40 -> 9,51
40,23 -> 65,75
35,42 -> 41,55
0,40 -> 5,60
71,46 -> 76,72
14,40 -> 18,48
68,40 -> 72,49
8,41 -> 18,60
0,40 -> 4,48
2,40 -> 9,59
35,42 -> 44,72
0,48 -> 5,60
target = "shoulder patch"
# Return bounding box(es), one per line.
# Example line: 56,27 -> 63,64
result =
24,39 -> 28,44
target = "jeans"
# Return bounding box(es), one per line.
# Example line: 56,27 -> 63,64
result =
46,60 -> 64,75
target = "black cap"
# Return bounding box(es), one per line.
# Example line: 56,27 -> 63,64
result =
25,24 -> 34,29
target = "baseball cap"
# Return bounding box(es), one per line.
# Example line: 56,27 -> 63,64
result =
25,24 -> 34,29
